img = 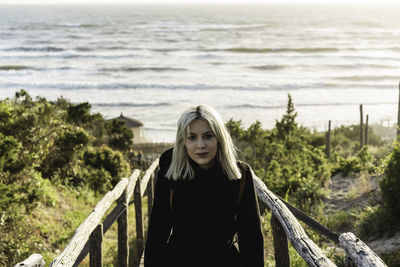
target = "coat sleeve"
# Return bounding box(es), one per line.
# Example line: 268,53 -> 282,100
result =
237,165 -> 265,267
144,149 -> 173,267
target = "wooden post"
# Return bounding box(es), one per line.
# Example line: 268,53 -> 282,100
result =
365,115 -> 369,146
253,176 -> 336,266
397,82 -> 400,139
13,254 -> 45,267
360,104 -> 364,148
134,177 -> 144,267
50,178 -> 129,267
271,214 -> 290,267
339,232 -> 387,266
147,172 -> 154,219
118,190 -> 129,267
90,224 -> 103,267
325,120 -> 331,158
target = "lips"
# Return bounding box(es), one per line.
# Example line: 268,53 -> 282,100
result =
196,152 -> 208,158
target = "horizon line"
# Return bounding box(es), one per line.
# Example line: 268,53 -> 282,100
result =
1,0 -> 400,5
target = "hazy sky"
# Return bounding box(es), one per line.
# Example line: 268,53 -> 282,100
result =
0,0 -> 398,4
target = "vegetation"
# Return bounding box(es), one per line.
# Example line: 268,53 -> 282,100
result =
226,94 -> 399,266
2,90 -> 400,266
0,90 -> 133,266
380,142 -> 400,221
227,95 -> 330,210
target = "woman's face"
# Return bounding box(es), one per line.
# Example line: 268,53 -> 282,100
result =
185,119 -> 218,170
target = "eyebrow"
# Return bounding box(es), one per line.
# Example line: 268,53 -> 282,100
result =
188,131 -> 214,135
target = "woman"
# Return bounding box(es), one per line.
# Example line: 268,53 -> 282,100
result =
144,105 -> 264,267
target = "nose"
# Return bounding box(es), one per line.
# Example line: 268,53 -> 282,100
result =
196,138 -> 205,148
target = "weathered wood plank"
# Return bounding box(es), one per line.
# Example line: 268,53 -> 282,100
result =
118,189 -> 129,267
365,114 -> 369,145
50,178 -> 129,267
134,178 -> 144,267
14,254 -> 45,267
127,169 -> 141,203
271,213 -> 290,267
339,232 -> 387,267
140,159 -> 159,198
278,196 -> 339,244
253,174 -> 336,267
90,224 -> 103,267
72,170 -> 141,266
360,104 -> 364,148
74,203 -> 126,266
326,120 -> 331,158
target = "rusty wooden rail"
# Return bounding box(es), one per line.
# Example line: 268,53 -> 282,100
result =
15,159 -> 386,267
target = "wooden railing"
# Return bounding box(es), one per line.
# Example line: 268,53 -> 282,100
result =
252,174 -> 387,267
15,160 -> 387,267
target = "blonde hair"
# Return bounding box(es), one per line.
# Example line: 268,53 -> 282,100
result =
166,105 -> 241,180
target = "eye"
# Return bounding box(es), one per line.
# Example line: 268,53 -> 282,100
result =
187,134 -> 196,140
204,133 -> 214,139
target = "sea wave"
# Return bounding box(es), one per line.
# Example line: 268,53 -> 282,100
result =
0,65 -> 72,71
0,65 -> 31,70
200,23 -> 266,32
58,23 -> 98,28
61,53 -> 142,59
98,67 -> 188,72
92,102 -> 172,107
226,102 -> 397,110
0,81 -> 334,91
2,77 -> 395,91
1,48 -> 140,58
143,126 -> 176,132
99,46 -> 131,50
324,63 -> 395,69
342,55 -> 399,61
250,65 -> 287,70
220,47 -> 340,53
5,46 -> 65,52
150,48 -> 183,53
75,47 -> 93,52
135,23 -> 265,33
333,75 -> 400,81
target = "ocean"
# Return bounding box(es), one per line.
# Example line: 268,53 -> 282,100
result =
0,3 -> 399,142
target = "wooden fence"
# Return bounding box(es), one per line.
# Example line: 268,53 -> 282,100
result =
15,159 -> 387,267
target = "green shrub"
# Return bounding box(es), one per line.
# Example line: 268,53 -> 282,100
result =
0,169 -> 52,266
0,91 -> 134,264
39,126 -> 90,179
355,146 -> 374,172
381,247 -> 400,267
0,134 -> 25,175
83,146 -> 130,192
332,146 -> 374,176
105,119 -> 134,152
228,95 -> 330,210
380,142 -> 400,221
66,102 -> 92,125
333,156 -> 360,176
357,205 -> 399,239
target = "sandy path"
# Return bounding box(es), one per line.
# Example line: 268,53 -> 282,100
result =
324,173 -> 400,256
324,173 -> 378,213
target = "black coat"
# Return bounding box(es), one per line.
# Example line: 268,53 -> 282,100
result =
144,148 -> 264,267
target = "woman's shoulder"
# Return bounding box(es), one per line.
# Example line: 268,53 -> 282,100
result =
159,147 -> 174,171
